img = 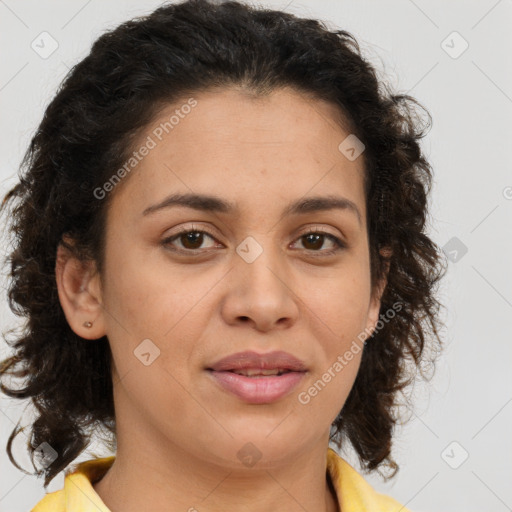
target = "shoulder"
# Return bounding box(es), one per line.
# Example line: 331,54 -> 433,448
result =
327,447 -> 411,512
30,456 -> 115,512
31,488 -> 65,512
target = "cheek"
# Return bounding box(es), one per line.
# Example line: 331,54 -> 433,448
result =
297,348 -> 363,428
306,263 -> 372,338
102,245 -> 210,338
298,261 -> 370,410
101,252 -> 222,390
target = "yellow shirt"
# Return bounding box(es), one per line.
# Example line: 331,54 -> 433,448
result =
31,447 -> 410,511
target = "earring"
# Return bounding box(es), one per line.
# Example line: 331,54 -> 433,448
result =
83,321 -> 93,328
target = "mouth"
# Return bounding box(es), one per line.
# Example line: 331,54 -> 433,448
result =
206,351 -> 308,404
207,349 -> 308,373
207,369 -> 306,404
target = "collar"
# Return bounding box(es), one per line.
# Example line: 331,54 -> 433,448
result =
33,448 -> 408,511
326,447 -> 409,511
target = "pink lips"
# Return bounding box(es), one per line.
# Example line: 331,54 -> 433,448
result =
207,350 -> 307,404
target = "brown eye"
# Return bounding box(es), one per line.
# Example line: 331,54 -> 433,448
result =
178,231 -> 207,250
292,229 -> 345,255
162,227 -> 221,253
301,233 -> 325,251
161,226 -> 345,256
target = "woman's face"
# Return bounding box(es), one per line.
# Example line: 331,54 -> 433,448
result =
90,87 -> 385,467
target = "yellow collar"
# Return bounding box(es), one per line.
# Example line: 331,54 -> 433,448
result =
32,448 -> 408,511
326,447 -> 409,511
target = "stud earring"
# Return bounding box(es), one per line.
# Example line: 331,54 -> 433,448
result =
83,321 -> 93,328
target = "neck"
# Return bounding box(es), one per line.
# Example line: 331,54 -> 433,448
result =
93,438 -> 339,512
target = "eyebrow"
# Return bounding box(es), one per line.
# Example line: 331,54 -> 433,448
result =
142,192 -> 362,226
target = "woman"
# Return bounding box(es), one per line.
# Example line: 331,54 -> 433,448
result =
0,0 -> 446,510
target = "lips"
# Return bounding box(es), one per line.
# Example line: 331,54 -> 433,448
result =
207,350 -> 308,373
206,350 -> 308,404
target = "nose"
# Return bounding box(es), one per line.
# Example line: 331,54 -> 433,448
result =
220,240 -> 299,332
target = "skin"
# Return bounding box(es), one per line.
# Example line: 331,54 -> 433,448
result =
56,86 -> 388,512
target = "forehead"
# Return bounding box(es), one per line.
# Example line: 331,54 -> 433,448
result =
107,86 -> 366,224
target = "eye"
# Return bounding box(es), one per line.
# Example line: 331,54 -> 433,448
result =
161,225 -> 346,256
291,228 -> 346,256
161,225 -> 222,254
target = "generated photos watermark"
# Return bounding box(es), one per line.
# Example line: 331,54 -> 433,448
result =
298,301 -> 403,405
93,97 -> 198,200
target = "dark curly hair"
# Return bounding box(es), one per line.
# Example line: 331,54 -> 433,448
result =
0,0 -> 447,488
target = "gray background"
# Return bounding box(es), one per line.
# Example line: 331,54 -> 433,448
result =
1,1 -> 511,511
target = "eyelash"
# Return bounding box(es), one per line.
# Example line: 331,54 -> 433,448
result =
161,224 -> 346,257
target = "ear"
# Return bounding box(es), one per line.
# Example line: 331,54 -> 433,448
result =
364,247 -> 392,340
55,237 -> 106,340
